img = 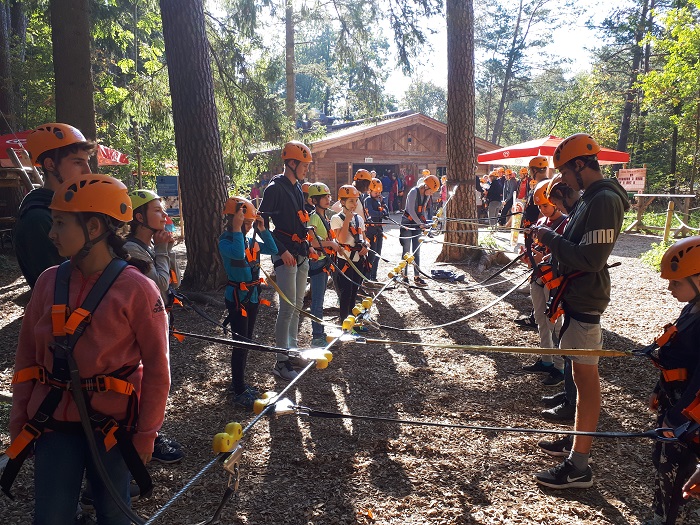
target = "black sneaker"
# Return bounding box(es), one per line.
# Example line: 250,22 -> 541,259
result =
542,368 -> 565,386
413,276 -> 427,286
541,402 -> 576,423
152,436 -> 185,464
542,392 -> 567,408
535,459 -> 593,489
538,435 -> 573,457
232,387 -> 257,410
155,433 -> 182,451
514,314 -> 537,330
522,358 -> 554,374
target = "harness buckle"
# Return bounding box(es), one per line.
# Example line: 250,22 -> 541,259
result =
100,419 -> 119,451
5,423 -> 42,459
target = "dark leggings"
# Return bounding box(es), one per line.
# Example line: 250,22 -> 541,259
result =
225,298 -> 259,395
652,411 -> 698,524
366,227 -> 383,280
399,226 -> 421,277
333,262 -> 361,322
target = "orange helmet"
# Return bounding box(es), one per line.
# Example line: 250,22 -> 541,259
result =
338,184 -> 360,199
354,169 -> 372,181
505,169 -> 513,177
660,236 -> 700,280
529,156 -> 549,169
529,179 -> 537,189
421,169 -> 431,176
281,141 -> 312,163
553,133 -> 600,169
369,178 -> 383,193
27,123 -> 91,165
301,182 -> 311,194
224,196 -> 257,219
545,174 -> 564,199
50,174 -> 132,222
519,167 -> 528,175
497,167 -> 505,173
423,175 -> 440,192
441,175 -> 447,183
533,179 -> 553,206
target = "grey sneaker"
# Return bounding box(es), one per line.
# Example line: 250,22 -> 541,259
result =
273,360 -> 298,380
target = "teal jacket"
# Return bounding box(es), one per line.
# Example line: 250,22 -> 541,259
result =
219,229 -> 277,304
13,188 -> 65,288
540,178 -> 630,314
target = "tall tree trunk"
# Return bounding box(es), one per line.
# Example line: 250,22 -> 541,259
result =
0,2 -> 14,133
669,104 -> 680,194
617,0 -> 648,153
160,0 -> 227,290
285,0 -> 295,122
491,0 -> 523,144
50,0 -> 97,155
437,0 -> 478,263
636,0 -> 654,166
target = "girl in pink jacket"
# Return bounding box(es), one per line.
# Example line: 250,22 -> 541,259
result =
7,174 -> 170,524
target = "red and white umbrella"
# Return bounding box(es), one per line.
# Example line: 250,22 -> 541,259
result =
0,131 -> 129,166
477,135 -> 630,167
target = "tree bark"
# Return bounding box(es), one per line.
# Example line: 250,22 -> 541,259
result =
438,0 -> 478,263
285,0 -> 295,122
0,1 -> 14,133
50,0 -> 97,151
160,0 -> 227,290
490,0 -> 523,145
617,0 -> 648,154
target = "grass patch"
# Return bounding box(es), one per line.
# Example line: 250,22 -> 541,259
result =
640,240 -> 673,272
480,233 -> 498,249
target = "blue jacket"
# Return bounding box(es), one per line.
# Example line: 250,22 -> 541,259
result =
219,229 -> 277,304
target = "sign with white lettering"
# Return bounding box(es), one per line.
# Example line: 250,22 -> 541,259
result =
616,168 -> 646,192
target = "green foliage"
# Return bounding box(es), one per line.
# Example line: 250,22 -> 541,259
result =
480,233 -> 498,249
640,240 -> 673,272
402,80 -> 446,122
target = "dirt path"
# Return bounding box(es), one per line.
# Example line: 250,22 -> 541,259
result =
0,228 -> 696,525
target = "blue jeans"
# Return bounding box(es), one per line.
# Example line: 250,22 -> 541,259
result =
308,259 -> 328,339
34,430 -> 131,525
272,255 -> 309,356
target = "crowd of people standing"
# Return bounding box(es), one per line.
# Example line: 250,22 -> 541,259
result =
5,123 -> 700,525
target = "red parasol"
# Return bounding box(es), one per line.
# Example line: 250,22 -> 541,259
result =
477,135 -> 630,167
0,131 -> 129,166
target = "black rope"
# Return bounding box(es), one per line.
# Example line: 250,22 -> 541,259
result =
293,405 -> 675,442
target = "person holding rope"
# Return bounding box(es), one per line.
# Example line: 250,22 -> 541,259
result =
521,179 -> 567,387
307,183 -> 340,347
331,185 -> 369,326
400,174 -> 440,286
219,196 -> 278,409
14,123 -> 95,289
364,177 -> 390,281
258,140 -> 315,380
644,236 -> 700,524
530,133 -> 629,489
6,175 -> 170,524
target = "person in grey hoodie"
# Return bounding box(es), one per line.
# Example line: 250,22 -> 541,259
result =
530,133 -> 630,490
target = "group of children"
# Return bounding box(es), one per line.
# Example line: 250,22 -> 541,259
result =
5,128 -> 700,524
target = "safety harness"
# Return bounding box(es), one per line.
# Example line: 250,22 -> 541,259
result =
308,211 -> 337,277
402,189 -> 429,226
268,176 -> 311,265
335,212 -> 367,274
1,259 -> 152,499
224,233 -> 271,318
126,235 -> 179,310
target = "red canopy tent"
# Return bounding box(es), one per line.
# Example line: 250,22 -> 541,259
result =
477,135 -> 630,167
0,131 -> 129,167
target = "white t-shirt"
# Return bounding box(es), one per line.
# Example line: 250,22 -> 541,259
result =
330,212 -> 365,262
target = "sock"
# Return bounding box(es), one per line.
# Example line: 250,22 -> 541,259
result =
568,450 -> 589,471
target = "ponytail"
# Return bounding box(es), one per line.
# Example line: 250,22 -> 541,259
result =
108,231 -> 152,274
